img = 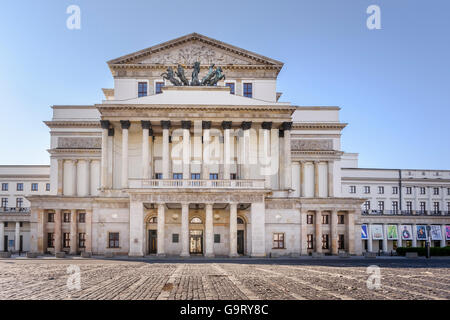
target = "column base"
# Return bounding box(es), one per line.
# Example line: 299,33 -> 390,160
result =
250,253 -> 266,258
204,253 -> 215,258
229,253 -> 239,258
156,253 -> 166,257
128,252 -> 144,257
180,252 -> 190,257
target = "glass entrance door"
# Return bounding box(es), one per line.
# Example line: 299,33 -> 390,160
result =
190,230 -> 203,254
237,230 -> 244,255
148,230 -> 157,254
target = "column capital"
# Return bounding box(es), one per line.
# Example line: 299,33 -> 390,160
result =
108,128 -> 115,136
241,121 -> 252,130
261,122 -> 273,130
180,202 -> 190,207
141,120 -> 151,129
202,121 -> 212,129
161,120 -> 171,129
205,202 -> 214,207
281,122 -> 293,131
221,121 -> 232,130
181,121 -> 192,129
279,129 -> 284,138
100,120 -> 110,129
120,120 -> 131,130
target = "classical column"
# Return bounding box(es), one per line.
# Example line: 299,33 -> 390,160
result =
57,158 -> 64,195
100,120 -> 110,189
72,160 -> 78,196
281,122 -> 292,190
129,201 -> 144,257
161,121 -> 171,180
15,222 -> 20,252
300,161 -> 306,197
85,210 -> 92,254
347,212 -> 355,254
205,203 -> 214,257
367,223 -> 373,252
315,211 -> 322,253
251,201 -> 266,257
222,121 -> 232,180
328,161 -> 334,197
54,209 -> 62,253
261,122 -> 272,188
34,209 -> 45,253
241,122 -> 252,180
86,160 -> 91,196
69,210 -> 77,254
149,128 -> 154,178
182,121 -> 191,179
314,161 -> 319,198
300,209 -> 308,255
330,209 -> 338,255
0,222 -> 4,252
141,121 -> 151,180
441,225 -> 446,247
382,223 -> 388,253
202,121 -> 211,180
412,224 -> 417,247
157,203 -> 165,256
180,203 -> 190,257
120,120 -> 130,188
229,203 -> 238,257
397,224 -> 403,247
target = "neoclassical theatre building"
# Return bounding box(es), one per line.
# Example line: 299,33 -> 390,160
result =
1,33 -> 449,257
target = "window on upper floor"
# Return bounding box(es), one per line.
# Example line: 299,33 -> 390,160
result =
406,187 -> 412,194
1,198 -> 7,208
225,82 -> 235,94
1,183 -> 8,191
364,186 -> 370,194
78,212 -> 86,223
392,186 -> 398,194
46,183 -> 50,191
191,173 -> 200,180
31,183 -> 38,191
447,188 -> 450,196
307,234 -> 313,249
322,234 -> 329,250
16,183 -> 23,191
378,201 -> 384,211
447,202 -> 450,212
378,186 -> 384,194
363,201 -> 370,212
322,214 -> 329,224
338,215 -> 345,224
63,212 -> 71,223
47,212 -> 55,223
420,187 -> 426,195
138,82 -> 148,97
155,82 -> 164,94
243,83 -> 252,98
419,202 -> 426,212
155,173 -> 162,180
392,201 -> 398,213
349,186 -> 356,194
307,214 -> 314,224
433,187 -> 439,195
433,202 -> 440,213
63,233 -> 70,248
173,173 -> 183,180
210,173 -> 218,180
79,233 -> 86,248
406,201 -> 412,213
230,173 -> 237,180
16,198 -> 23,208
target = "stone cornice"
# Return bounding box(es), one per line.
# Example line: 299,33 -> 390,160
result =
292,123 -> 347,130
44,121 -> 101,129
96,104 -> 297,112
291,150 -> 344,156
47,148 -> 101,155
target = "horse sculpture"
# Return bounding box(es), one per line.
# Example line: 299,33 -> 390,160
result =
161,67 -> 182,86
190,62 -> 201,86
176,64 -> 190,86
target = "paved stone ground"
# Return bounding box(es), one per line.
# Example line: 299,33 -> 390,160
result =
0,258 -> 449,300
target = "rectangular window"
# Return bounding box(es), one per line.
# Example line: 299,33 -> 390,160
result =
31,183 -> 38,191
78,212 -> 86,223
109,233 -> 120,248
191,173 -> 200,180
138,82 -> 147,97
16,198 -> 23,208
47,233 -> 54,248
338,215 -> 345,224
214,234 -> 221,243
79,233 -> 86,248
378,186 -> 384,194
209,173 -> 218,180
273,233 -> 285,249
420,187 -> 426,195
363,201 -> 370,212
349,186 -> 356,194
338,234 -> 345,250
155,82 -> 164,94
322,214 -> 329,224
17,183 -> 23,191
447,188 -> 450,196
406,187 -> 412,194
392,186 -> 398,194
322,234 -> 329,250
1,198 -> 7,208
63,233 -> 70,248
433,187 -> 439,195
378,201 -> 384,211
173,173 -> 183,180
48,212 -> 55,223
433,202 -> 440,213
63,212 -> 71,223
307,234 -> 314,249
1,183 -> 8,191
243,83 -> 252,98
392,201 -> 398,213
307,214 -> 314,224
364,186 -> 370,194
225,82 -> 235,94
420,202 -> 426,213
46,183 -> 50,191
447,202 -> 450,212
172,234 -> 179,243
155,173 -> 163,179
230,173 -> 237,180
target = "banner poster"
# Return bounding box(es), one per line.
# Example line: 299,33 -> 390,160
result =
447,226 -> 450,240
387,225 -> 398,240
361,225 -> 368,240
430,225 -> 442,241
400,225 -> 413,240
416,225 -> 427,240
371,224 -> 384,240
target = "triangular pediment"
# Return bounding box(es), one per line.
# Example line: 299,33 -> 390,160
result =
108,33 -> 283,67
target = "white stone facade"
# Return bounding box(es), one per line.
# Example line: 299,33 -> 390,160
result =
1,33 -> 448,257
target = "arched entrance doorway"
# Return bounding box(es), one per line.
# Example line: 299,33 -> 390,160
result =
237,217 -> 246,255
146,216 -> 157,254
190,217 -> 203,255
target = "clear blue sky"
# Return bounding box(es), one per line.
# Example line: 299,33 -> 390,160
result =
0,0 -> 449,170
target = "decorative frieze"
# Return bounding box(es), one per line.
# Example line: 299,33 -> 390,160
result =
58,137 -> 101,149
291,139 -> 333,151
130,192 -> 265,204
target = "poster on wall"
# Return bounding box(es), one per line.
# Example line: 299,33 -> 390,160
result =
387,225 -> 398,240
361,225 -> 368,240
446,226 -> 450,240
400,225 -> 413,240
371,225 -> 384,240
416,225 -> 427,240
430,225 -> 442,240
